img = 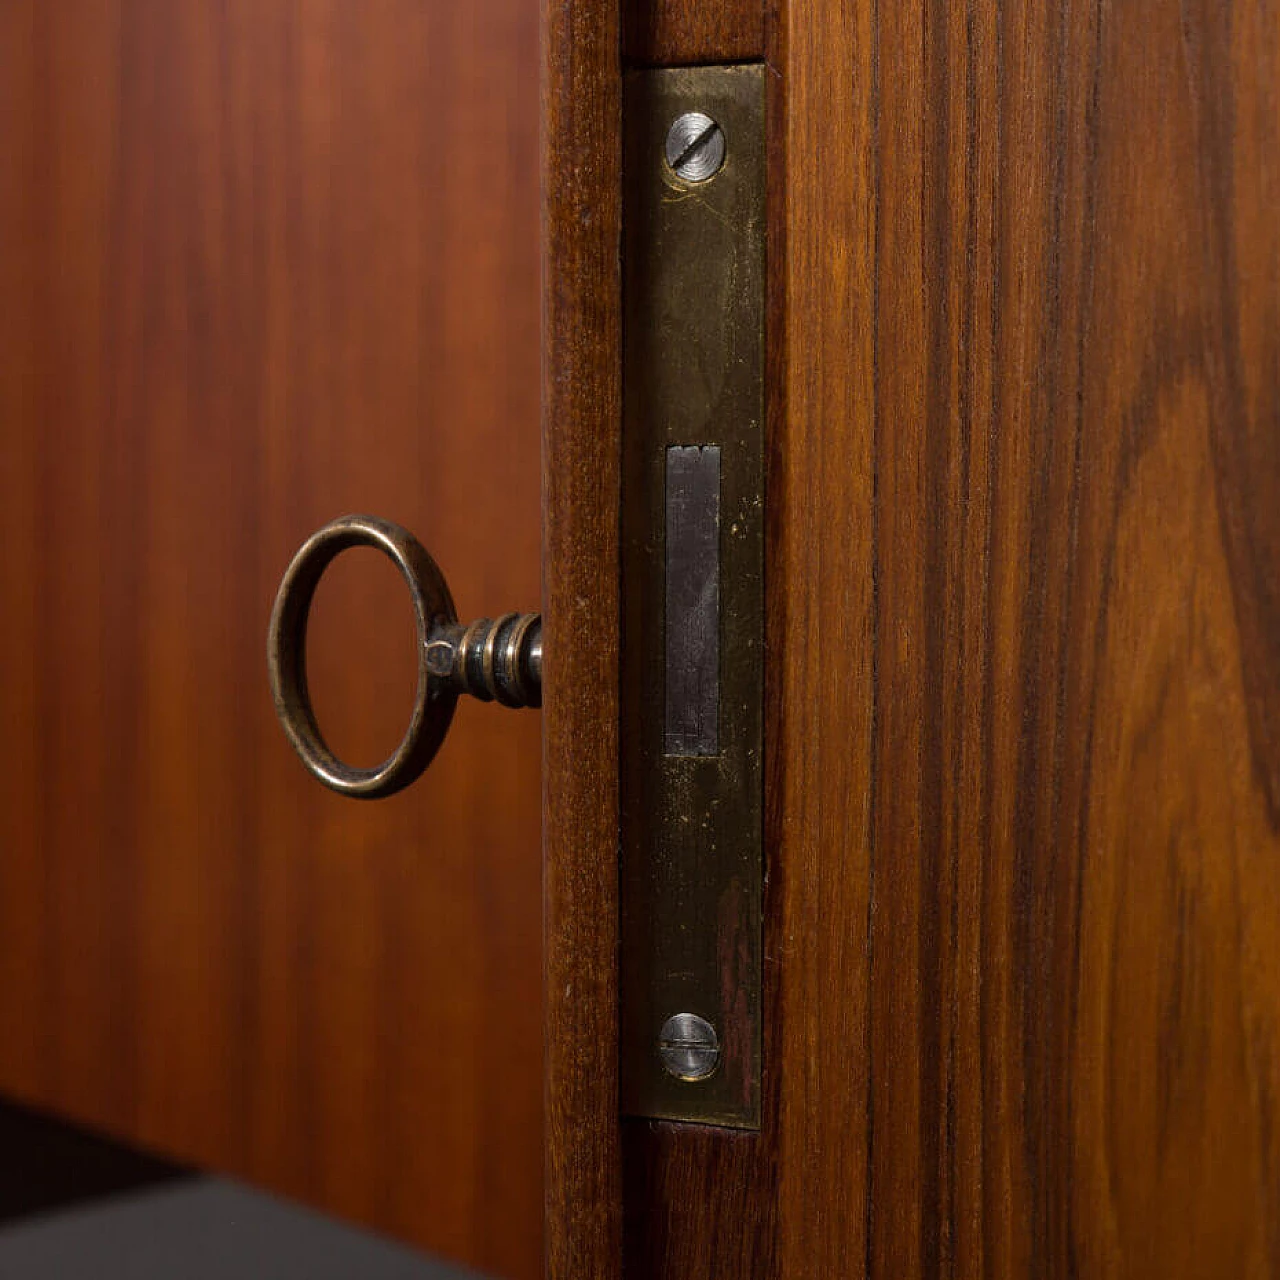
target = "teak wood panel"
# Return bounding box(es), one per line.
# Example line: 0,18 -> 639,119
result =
620,0 -> 1280,1273
0,4 -> 543,1276
871,0 -> 1279,1270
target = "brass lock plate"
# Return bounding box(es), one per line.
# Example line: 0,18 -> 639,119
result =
620,63 -> 765,1129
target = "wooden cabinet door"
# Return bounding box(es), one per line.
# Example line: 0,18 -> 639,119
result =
543,0 -> 1280,1274
6,0 -> 1277,1274
0,5 -> 542,1277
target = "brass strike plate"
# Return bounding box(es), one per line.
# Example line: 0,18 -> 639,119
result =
620,64 -> 765,1129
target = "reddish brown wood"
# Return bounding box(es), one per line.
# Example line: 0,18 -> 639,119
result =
620,1 -> 877,1273
870,0 -> 1280,1273
0,3 -> 542,1275
621,0 -> 764,67
621,0 -> 1280,1272
541,0 -> 623,1274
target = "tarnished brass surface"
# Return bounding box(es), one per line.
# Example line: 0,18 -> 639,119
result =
267,514 -> 540,799
426,613 -> 543,709
620,65 -> 765,1128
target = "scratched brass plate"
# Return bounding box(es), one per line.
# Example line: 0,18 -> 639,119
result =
620,64 -> 765,1128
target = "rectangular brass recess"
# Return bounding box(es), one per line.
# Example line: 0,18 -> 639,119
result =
620,64 -> 765,1129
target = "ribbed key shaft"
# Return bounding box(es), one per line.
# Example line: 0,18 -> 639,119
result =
425,613 -> 542,708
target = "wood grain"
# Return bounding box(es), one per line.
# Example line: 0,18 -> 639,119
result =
541,0 -> 623,1274
620,0 -> 1280,1272
620,0 -> 878,1273
0,4 -> 543,1275
870,0 -> 1280,1273
621,0 -> 764,67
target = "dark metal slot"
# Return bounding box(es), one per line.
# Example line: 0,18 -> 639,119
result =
664,446 -> 721,756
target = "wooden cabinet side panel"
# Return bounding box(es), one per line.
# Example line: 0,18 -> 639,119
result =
542,0 -> 623,1274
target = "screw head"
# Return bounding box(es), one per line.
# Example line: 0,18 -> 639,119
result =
664,112 -> 726,183
658,1013 -> 720,1081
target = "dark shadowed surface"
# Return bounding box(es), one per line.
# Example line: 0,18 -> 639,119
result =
0,1184 -> 480,1280
621,0 -> 764,67
0,5 -> 542,1276
0,1097 -> 478,1277
0,1097 -> 190,1227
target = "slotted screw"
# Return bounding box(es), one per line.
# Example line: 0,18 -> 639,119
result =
664,112 -> 726,183
658,1013 -> 720,1082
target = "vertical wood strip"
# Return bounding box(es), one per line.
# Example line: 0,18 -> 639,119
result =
541,0 -> 623,1273
619,0 -> 879,1271
773,0 -> 877,1270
